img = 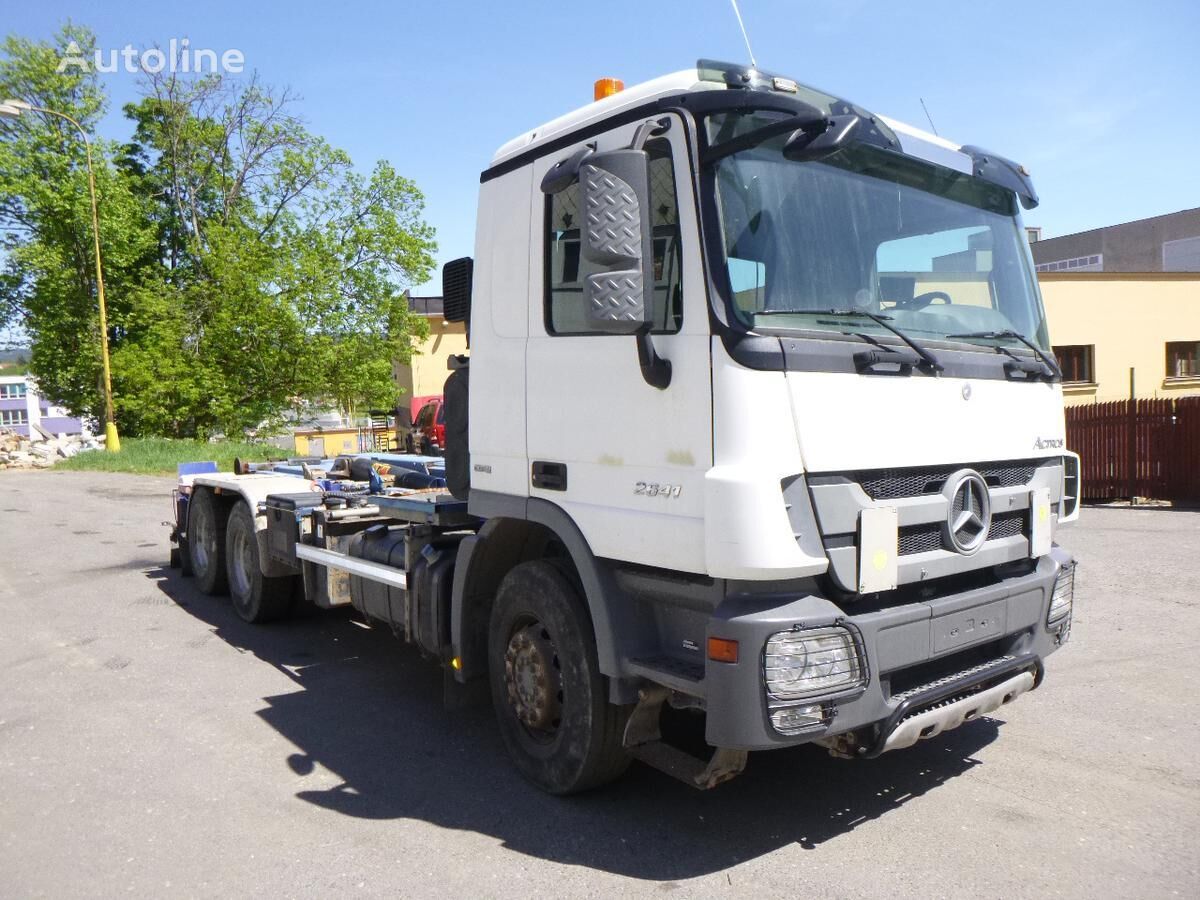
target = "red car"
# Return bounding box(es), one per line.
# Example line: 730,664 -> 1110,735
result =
412,397 -> 445,455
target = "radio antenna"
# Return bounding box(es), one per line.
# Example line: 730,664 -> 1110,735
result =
729,0 -> 758,69
919,97 -> 939,135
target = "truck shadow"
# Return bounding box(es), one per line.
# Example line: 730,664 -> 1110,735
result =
149,565 -> 1002,880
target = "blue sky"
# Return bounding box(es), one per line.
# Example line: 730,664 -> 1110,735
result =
6,0 -> 1198,290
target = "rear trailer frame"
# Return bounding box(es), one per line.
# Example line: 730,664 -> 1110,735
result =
254,482 -> 477,662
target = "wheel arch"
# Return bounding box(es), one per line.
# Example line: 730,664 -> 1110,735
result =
451,498 -> 641,694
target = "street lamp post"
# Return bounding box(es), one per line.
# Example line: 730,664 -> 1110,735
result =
0,99 -> 120,452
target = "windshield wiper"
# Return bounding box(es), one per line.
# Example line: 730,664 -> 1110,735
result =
947,330 -> 1062,380
757,307 -> 944,374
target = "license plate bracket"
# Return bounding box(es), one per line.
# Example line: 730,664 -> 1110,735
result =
930,599 -> 1007,654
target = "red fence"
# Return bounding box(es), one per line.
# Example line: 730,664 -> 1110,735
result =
1066,396 -> 1200,504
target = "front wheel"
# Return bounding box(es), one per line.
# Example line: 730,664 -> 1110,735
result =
225,502 -> 294,623
488,561 -> 631,794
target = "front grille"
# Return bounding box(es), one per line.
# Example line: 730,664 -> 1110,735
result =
857,459 -> 1041,501
988,511 -> 1025,541
897,524 -> 944,556
897,511 -> 1026,556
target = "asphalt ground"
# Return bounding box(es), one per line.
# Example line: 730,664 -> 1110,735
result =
1,470 -> 1197,898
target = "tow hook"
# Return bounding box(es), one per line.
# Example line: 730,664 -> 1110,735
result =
815,730 -> 865,759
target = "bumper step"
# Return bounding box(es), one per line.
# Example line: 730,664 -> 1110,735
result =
882,669 -> 1036,753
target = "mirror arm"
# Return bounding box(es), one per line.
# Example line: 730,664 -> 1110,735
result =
636,331 -> 672,390
629,116 -> 672,152
541,143 -> 596,194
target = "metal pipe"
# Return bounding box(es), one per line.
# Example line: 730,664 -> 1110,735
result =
294,543 -> 408,590
1,100 -> 119,451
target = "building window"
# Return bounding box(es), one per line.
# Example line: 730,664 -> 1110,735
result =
545,139 -> 682,335
1053,345 -> 1094,384
0,409 -> 28,426
1035,254 -> 1102,272
1166,341 -> 1200,379
0,382 -> 28,400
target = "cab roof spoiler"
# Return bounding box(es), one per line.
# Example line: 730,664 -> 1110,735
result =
957,146 -> 1039,210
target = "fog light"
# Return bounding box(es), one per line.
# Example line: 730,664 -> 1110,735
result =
770,703 -> 826,735
1048,563 -> 1075,624
764,626 -> 865,700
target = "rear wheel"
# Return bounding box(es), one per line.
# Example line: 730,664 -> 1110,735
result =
189,489 -> 228,596
488,561 -> 631,794
225,502 -> 294,623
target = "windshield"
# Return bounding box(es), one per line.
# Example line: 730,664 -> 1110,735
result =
708,111 -> 1049,350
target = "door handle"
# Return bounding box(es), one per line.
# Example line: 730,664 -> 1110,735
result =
531,461 -> 567,491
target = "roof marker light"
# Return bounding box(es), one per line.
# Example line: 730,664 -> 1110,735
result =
594,78 -> 624,102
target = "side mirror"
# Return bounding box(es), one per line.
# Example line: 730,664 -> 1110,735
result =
442,257 -> 473,323
579,148 -> 653,335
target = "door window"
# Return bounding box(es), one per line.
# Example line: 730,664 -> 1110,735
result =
545,138 -> 683,335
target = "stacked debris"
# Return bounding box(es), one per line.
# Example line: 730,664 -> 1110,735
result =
0,426 -> 103,470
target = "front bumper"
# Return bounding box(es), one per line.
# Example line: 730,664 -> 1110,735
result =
701,547 -> 1074,751
866,659 -> 1038,757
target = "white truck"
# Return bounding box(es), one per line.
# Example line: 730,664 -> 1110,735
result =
169,60 -> 1080,794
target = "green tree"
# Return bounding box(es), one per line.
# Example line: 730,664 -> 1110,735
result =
0,26 -> 435,438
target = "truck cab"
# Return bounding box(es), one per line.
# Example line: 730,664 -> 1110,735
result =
452,60 -> 1077,780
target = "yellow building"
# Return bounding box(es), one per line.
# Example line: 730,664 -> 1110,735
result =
1040,272 -> 1200,405
293,426 -> 365,457
392,295 -> 468,417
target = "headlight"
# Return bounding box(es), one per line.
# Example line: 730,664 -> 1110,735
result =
764,626 -> 865,700
1048,563 -> 1075,624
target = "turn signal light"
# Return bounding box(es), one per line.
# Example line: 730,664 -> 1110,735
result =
708,636 -> 739,663
594,77 -> 624,102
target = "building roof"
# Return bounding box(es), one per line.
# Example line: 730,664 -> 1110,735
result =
1031,207 -> 1200,273
407,295 -> 444,317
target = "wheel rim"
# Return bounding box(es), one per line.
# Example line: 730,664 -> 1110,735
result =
192,511 -> 211,571
230,526 -> 253,598
503,619 -> 563,741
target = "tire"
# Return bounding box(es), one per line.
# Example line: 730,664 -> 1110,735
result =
179,537 -> 194,577
488,560 -> 631,794
189,489 -> 228,596
225,502 -> 294,624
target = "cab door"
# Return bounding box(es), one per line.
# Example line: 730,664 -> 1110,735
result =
525,113 -> 711,574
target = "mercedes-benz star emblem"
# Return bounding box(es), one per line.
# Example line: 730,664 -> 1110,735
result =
942,469 -> 992,555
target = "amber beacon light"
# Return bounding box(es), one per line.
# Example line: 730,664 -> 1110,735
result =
593,77 -> 624,101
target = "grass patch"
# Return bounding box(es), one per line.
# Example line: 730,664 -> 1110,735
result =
56,437 -> 286,476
